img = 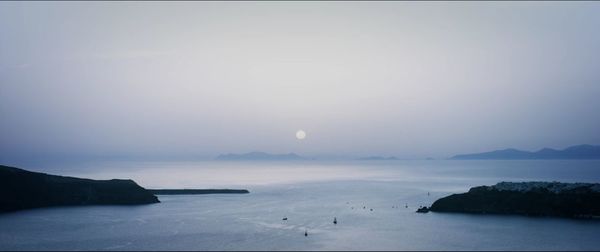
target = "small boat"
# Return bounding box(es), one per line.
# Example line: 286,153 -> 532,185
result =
333,217 -> 337,224
416,206 -> 430,213
405,203 -> 408,208
282,217 -> 288,221
304,230 -> 308,237
370,208 -> 373,211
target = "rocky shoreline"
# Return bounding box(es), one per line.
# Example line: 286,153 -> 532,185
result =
0,165 -> 159,213
430,182 -> 600,219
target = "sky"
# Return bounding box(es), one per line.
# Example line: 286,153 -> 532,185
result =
1,1 -> 600,163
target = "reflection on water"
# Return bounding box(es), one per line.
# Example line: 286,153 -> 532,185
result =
1,160 -> 599,250
32,159 -> 600,189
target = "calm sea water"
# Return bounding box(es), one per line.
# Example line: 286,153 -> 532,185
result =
1,160 -> 600,250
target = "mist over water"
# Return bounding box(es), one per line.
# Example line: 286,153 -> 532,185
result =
2,1 -> 600,250
1,160 -> 600,250
36,159 -> 600,189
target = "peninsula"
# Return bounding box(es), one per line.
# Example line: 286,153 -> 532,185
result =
430,181 -> 600,218
0,165 -> 159,213
148,189 -> 249,195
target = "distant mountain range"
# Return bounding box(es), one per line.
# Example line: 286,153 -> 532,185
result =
451,144 -> 600,160
357,156 -> 399,160
215,152 -> 305,161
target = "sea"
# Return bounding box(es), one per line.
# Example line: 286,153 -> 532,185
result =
1,160 -> 599,250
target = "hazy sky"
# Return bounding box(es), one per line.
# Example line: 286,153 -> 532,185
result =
1,1 -> 600,162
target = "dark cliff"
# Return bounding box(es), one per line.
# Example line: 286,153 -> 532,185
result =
430,182 -> 600,218
0,165 -> 159,213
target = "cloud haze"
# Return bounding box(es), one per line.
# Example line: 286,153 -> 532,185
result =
1,2 -> 600,162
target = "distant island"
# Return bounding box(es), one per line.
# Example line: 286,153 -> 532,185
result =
451,144 -> 600,160
357,156 -> 399,160
0,165 -> 159,213
148,189 -> 249,195
215,151 -> 305,161
430,181 -> 600,218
